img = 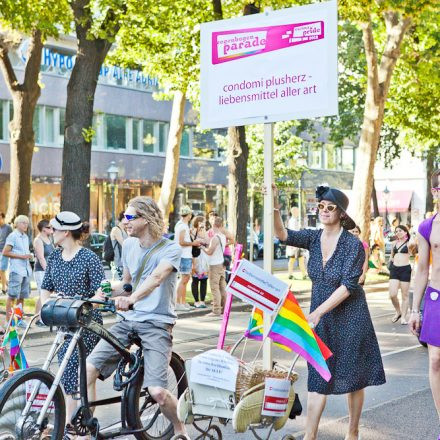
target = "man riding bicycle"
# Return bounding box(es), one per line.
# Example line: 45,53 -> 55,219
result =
87,196 -> 189,439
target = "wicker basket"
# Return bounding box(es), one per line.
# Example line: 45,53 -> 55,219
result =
235,361 -> 298,403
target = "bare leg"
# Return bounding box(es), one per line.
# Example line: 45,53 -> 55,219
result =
399,281 -> 410,324
298,256 -> 307,278
0,270 -> 7,291
388,279 -> 401,320
345,388 -> 364,439
5,296 -> 14,320
148,386 -> 188,436
288,257 -> 296,277
304,391 -> 327,440
428,345 -> 440,420
177,274 -> 190,304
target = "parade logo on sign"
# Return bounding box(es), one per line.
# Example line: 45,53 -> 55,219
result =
212,21 -> 324,64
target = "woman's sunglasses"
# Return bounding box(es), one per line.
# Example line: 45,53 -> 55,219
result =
317,203 -> 338,212
124,214 -> 140,221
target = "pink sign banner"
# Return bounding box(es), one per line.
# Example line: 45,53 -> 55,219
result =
212,21 -> 324,64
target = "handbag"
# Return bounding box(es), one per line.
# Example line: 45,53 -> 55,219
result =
217,235 -> 229,267
191,231 -> 201,258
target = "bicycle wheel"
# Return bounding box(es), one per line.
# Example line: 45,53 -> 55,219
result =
0,367 -> 65,440
126,352 -> 187,440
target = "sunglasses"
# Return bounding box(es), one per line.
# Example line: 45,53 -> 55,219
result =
432,187 -> 440,191
317,203 -> 338,212
124,214 -> 140,222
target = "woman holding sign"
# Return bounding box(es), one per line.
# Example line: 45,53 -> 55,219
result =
273,185 -> 385,440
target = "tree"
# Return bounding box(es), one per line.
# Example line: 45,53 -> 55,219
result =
60,0 -> 127,220
338,0 -> 437,241
111,0 -> 214,224
0,0 -> 70,222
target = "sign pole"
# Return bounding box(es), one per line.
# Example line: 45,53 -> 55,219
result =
263,122 -> 274,370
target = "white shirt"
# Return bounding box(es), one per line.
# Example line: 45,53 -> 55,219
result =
174,220 -> 192,258
208,233 -> 226,266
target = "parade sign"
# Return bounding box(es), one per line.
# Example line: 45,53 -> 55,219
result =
261,377 -> 291,417
190,349 -> 239,391
200,0 -> 338,128
227,260 -> 288,314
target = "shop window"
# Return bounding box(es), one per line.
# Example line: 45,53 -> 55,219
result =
143,120 -> 155,153
325,144 -> 337,170
192,131 -> 217,159
342,147 -> 354,171
309,143 -> 322,169
158,122 -> 168,153
45,107 -> 55,144
180,127 -> 191,157
33,106 -> 42,144
105,114 -> 126,150
0,101 -> 4,140
133,119 -> 140,150
59,108 -> 65,144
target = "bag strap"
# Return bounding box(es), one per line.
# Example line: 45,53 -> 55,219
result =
132,238 -> 168,290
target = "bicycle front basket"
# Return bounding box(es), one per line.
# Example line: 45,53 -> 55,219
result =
41,298 -> 93,327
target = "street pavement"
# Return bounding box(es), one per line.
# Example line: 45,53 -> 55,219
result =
9,282 -> 438,439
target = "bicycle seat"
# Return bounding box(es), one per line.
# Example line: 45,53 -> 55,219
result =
128,331 -> 142,347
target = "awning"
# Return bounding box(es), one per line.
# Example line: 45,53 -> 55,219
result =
374,190 -> 413,213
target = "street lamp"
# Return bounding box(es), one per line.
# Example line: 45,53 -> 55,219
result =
383,186 -> 390,230
107,161 -> 119,228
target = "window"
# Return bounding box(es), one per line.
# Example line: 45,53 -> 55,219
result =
143,120 -> 155,153
133,119 -> 140,151
45,107 -> 55,144
180,127 -> 191,157
342,147 -> 354,171
0,101 -> 4,140
59,108 -> 65,144
92,115 -> 99,147
33,106 -> 42,144
192,131 -> 218,159
158,122 -> 168,153
309,143 -> 322,169
325,144 -> 337,170
105,114 -> 126,150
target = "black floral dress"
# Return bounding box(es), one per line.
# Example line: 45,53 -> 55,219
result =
41,247 -> 104,395
285,228 -> 386,395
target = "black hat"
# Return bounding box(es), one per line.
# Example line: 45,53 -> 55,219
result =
315,185 -> 356,230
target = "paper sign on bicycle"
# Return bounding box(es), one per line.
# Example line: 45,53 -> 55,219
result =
261,377 -> 290,417
226,259 -> 288,315
26,380 -> 55,410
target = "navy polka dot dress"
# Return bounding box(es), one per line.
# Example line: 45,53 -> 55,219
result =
285,228 -> 386,395
41,247 -> 104,395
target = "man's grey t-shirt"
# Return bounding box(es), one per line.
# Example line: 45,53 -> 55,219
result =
0,224 -> 12,251
121,237 -> 182,324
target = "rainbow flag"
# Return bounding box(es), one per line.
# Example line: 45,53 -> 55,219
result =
268,291 -> 332,381
1,316 -> 28,371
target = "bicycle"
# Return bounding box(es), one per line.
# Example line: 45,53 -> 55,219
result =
0,296 -> 188,440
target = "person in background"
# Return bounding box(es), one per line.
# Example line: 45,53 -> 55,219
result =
388,218 -> 400,242
41,211 -> 104,437
409,170 -> 440,440
368,244 -> 389,276
190,216 -> 209,308
372,216 -> 385,256
174,206 -> 202,311
349,225 -> 369,285
0,213 -> 12,295
287,206 -> 307,280
2,215 -> 32,328
33,219 -> 54,327
203,216 -> 227,317
110,211 -> 128,280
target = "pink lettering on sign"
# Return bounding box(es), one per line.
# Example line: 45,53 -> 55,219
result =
212,21 -> 324,64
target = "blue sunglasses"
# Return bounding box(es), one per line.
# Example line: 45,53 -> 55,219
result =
124,214 -> 140,221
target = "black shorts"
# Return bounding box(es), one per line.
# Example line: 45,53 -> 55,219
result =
389,263 -> 411,282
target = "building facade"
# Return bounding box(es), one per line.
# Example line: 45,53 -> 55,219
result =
0,36 -> 227,232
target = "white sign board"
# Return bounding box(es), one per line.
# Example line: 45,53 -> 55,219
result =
190,349 -> 239,392
200,0 -> 338,128
26,380 -> 55,410
227,259 -> 288,314
261,377 -> 291,417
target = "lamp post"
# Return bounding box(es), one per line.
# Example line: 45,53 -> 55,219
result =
383,186 -> 390,230
107,161 -> 119,228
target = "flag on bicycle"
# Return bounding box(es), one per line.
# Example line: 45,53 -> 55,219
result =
267,291 -> 332,381
1,314 -> 29,371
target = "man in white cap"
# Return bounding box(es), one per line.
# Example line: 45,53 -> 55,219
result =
174,205 -> 202,310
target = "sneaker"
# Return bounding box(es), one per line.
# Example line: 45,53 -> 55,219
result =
288,275 -> 293,280
17,320 -> 28,329
184,303 -> 194,310
175,304 -> 187,311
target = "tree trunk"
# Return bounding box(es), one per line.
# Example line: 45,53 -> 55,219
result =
227,126 -> 249,248
0,30 -> 43,223
352,15 -> 411,242
371,180 -> 379,218
158,90 -> 186,224
61,1 -> 112,221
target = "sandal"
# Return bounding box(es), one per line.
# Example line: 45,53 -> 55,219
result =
391,314 -> 401,323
